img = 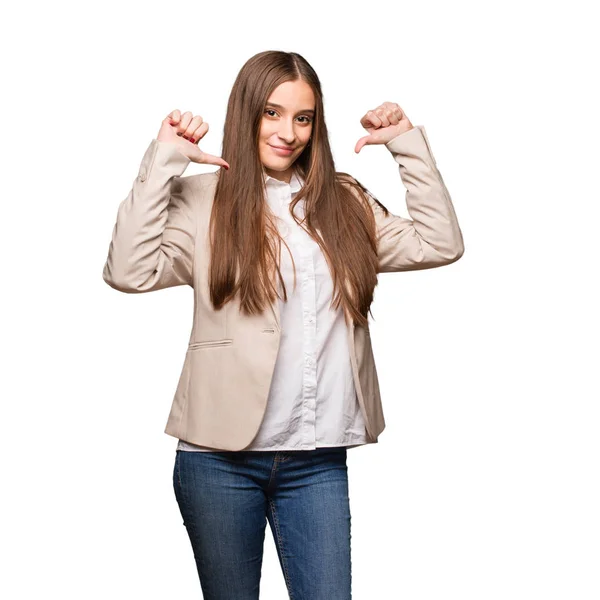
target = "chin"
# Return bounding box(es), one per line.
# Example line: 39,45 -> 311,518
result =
262,157 -> 292,170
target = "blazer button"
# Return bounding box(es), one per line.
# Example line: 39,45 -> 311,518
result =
139,168 -> 147,182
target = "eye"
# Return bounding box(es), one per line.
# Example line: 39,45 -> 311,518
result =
264,109 -> 313,124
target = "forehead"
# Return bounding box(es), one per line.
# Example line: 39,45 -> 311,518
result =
266,80 -> 315,110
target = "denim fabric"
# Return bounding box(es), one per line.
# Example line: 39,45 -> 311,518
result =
173,447 -> 352,599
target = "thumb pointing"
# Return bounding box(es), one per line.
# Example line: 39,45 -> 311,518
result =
354,135 -> 372,154
199,151 -> 230,170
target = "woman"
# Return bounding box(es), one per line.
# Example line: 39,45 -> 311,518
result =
102,50 -> 464,599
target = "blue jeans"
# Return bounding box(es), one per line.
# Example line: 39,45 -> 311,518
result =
173,447 -> 352,599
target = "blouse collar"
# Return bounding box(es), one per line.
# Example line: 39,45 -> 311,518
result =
263,168 -> 305,194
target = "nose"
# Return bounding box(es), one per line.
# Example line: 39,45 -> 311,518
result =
277,119 -> 296,144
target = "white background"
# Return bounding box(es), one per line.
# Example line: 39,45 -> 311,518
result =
2,0 -> 599,598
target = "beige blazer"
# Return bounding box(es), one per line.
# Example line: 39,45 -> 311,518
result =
102,125 -> 464,451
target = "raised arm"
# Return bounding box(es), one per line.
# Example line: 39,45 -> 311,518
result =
365,125 -> 465,273
102,139 -> 196,293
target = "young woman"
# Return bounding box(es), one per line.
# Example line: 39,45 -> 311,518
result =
103,50 -> 464,600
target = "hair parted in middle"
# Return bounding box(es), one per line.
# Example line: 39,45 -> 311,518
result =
209,49 -> 392,329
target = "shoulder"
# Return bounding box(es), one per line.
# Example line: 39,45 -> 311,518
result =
335,170 -> 372,201
184,171 -> 219,189
336,171 -> 359,188
178,171 -> 220,200
335,171 -> 372,198
335,171 -> 390,216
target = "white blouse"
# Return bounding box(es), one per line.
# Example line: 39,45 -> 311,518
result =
177,168 -> 370,452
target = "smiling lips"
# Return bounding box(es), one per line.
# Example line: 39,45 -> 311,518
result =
270,144 -> 295,156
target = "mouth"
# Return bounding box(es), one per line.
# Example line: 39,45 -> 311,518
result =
269,144 -> 295,156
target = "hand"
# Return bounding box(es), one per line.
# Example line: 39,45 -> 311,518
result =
157,109 -> 230,169
355,102 -> 414,153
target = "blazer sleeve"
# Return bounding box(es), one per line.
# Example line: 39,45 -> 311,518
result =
102,139 -> 196,293
365,125 -> 465,273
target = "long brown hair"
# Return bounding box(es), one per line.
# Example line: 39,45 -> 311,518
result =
209,50 -> 391,328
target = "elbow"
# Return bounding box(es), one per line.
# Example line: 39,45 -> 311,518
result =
443,239 -> 465,265
102,264 -> 140,294
453,234 -> 465,261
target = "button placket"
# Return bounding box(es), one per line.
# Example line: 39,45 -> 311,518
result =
298,221 -> 318,446
257,168 -> 366,451
281,179 -> 317,447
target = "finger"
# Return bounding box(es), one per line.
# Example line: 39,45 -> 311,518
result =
176,111 -> 193,136
200,151 -> 230,170
167,109 -> 181,125
386,108 -> 401,125
386,102 -> 405,124
379,102 -> 399,125
184,115 -> 204,140
360,110 -> 382,129
374,107 -> 390,127
190,121 -> 209,143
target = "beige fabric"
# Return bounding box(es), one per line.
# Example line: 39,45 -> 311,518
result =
102,125 -> 465,451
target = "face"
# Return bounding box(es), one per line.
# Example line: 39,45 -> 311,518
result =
259,79 -> 315,183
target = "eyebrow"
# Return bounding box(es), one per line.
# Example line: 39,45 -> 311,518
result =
265,102 -> 315,115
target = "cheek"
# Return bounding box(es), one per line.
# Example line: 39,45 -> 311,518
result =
259,119 -> 273,139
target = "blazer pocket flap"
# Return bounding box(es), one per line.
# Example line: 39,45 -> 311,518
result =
188,339 -> 233,350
